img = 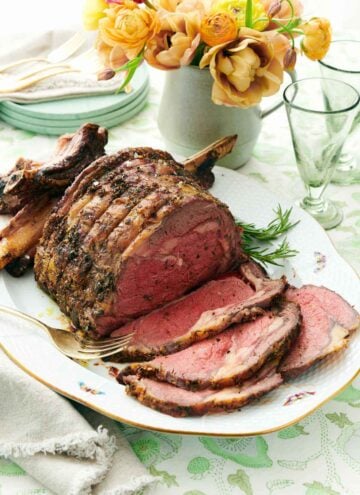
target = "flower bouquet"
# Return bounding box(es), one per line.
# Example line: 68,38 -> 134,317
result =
84,0 -> 332,167
84,0 -> 331,108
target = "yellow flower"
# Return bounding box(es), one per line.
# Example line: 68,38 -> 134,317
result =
83,0 -> 108,30
211,0 -> 268,31
200,12 -> 238,46
98,1 -> 160,59
301,17 -> 332,61
199,27 -> 283,108
144,12 -> 201,69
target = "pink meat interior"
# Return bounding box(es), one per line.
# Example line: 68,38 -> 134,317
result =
283,288 -> 333,367
111,274 -> 254,343
98,199 -> 241,334
149,314 -> 273,382
301,285 -> 358,329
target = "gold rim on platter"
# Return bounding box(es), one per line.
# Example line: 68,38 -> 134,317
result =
1,340 -> 359,437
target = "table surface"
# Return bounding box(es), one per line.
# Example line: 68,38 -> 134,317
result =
0,1 -> 359,494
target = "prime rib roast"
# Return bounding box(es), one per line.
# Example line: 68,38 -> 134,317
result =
0,123 -> 358,417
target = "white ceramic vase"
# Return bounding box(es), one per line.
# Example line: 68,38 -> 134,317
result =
157,66 -> 290,169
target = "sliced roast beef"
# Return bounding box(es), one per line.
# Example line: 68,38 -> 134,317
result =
35,142 -> 244,335
294,285 -> 359,332
279,286 -> 358,378
119,301 -> 300,389
110,272 -> 260,360
122,361 -> 283,417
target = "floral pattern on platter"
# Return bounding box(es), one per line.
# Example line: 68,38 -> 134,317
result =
78,381 -> 105,396
284,390 -> 317,406
314,251 -> 327,273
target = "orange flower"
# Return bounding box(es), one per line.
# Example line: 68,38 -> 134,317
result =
301,17 -> 332,61
145,12 -> 201,69
98,1 -> 160,59
200,12 -> 238,47
200,27 -> 283,107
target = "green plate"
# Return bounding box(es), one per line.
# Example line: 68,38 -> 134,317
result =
0,93 -> 148,136
1,64 -> 149,120
0,87 -> 149,128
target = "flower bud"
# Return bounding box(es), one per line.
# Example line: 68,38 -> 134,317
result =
283,47 -> 297,70
97,67 -> 116,80
267,0 -> 282,18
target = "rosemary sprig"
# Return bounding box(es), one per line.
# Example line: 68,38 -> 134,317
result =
237,205 -> 300,242
236,205 -> 300,266
242,238 -> 298,266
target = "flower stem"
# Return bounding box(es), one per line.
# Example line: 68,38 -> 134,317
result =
245,0 -> 253,28
144,0 -> 156,9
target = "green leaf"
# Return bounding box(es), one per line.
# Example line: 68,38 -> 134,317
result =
278,424 -> 309,439
334,384 -> 360,407
325,412 -> 353,428
228,469 -> 253,495
304,481 -> 341,495
190,43 -> 206,66
114,51 -> 144,93
148,465 -> 178,487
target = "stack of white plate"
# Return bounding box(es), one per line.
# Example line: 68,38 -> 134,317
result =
0,65 -> 149,135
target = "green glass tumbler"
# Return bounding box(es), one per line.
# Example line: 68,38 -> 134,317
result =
319,40 -> 360,185
283,77 -> 359,230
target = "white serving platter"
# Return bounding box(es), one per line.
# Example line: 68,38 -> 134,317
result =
0,168 -> 359,436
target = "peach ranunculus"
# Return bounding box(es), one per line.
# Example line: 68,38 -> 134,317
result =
144,12 -> 201,69
261,0 -> 303,29
199,27 -> 284,108
95,37 -> 129,69
200,12 -> 238,47
83,0 -> 108,30
300,17 -> 332,61
263,30 -> 292,68
98,1 -> 160,60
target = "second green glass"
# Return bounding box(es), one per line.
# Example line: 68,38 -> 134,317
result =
283,78 -> 359,230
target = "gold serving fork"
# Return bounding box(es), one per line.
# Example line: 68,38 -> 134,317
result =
0,49 -> 102,94
0,305 -> 133,360
0,32 -> 86,73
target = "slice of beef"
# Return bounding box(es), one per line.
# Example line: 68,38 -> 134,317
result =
279,286 -> 358,378
295,285 -> 359,332
110,262 -> 285,361
122,361 -> 283,417
119,301 -> 300,389
185,269 -> 286,342
35,143 -> 244,335
0,124 -> 107,214
110,272 -> 257,361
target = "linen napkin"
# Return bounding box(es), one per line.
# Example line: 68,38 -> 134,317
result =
0,312 -> 157,495
0,30 -> 124,103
